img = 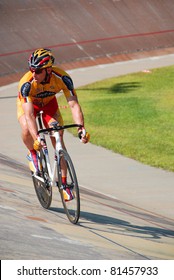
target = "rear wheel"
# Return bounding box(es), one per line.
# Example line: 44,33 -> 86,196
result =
32,149 -> 52,209
57,149 -> 80,224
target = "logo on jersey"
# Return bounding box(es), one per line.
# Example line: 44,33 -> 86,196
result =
36,91 -> 55,98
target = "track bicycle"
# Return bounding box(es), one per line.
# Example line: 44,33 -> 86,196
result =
31,111 -> 81,224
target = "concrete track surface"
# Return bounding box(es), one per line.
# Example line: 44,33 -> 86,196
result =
1,0 -> 174,83
1,55 -> 174,260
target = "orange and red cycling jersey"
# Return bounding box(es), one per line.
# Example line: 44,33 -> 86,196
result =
17,66 -> 77,120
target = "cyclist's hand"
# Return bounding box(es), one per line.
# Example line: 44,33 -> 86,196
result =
33,136 -> 42,151
78,127 -> 90,144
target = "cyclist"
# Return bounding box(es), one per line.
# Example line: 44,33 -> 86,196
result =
17,48 -> 90,201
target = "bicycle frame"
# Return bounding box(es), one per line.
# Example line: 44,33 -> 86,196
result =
36,111 -> 81,187
32,111 -> 82,223
35,112 -> 60,187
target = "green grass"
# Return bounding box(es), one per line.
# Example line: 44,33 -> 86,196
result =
58,65 -> 174,172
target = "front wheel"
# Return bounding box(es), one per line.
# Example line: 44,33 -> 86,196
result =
57,149 -> 80,224
32,149 -> 52,209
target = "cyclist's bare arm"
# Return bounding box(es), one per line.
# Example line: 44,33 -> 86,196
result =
67,96 -> 89,144
67,96 -> 84,127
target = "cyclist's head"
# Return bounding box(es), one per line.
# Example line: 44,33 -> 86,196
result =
28,48 -> 55,70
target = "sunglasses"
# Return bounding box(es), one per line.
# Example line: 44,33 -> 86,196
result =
30,68 -> 44,74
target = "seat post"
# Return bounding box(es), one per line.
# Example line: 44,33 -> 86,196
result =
37,111 -> 44,129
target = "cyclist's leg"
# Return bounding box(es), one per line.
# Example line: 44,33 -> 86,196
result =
41,97 -> 64,147
42,98 -> 67,179
17,99 -> 33,150
17,99 -> 40,173
51,113 -> 67,182
18,116 -> 35,149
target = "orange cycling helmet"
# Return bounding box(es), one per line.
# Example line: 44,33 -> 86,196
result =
28,48 -> 55,69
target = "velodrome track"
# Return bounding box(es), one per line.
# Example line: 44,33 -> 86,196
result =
0,55 -> 174,260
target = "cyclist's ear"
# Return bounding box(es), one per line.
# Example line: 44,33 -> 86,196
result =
46,67 -> 52,74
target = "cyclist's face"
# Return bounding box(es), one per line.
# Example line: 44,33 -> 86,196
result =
31,68 -> 46,83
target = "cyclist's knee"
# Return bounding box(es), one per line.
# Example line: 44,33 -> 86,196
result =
19,114 -> 27,127
59,130 -> 64,138
19,116 -> 29,134
23,129 -> 31,139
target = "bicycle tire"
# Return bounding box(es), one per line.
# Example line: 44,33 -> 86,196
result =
32,149 -> 52,209
57,149 -> 80,224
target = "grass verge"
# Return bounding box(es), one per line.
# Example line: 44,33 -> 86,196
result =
58,65 -> 174,172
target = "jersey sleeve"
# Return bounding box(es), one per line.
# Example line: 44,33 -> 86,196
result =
18,81 -> 32,103
61,75 -> 77,98
52,66 -> 77,98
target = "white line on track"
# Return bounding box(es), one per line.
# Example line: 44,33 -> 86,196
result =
31,235 -> 53,240
0,205 -> 17,211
